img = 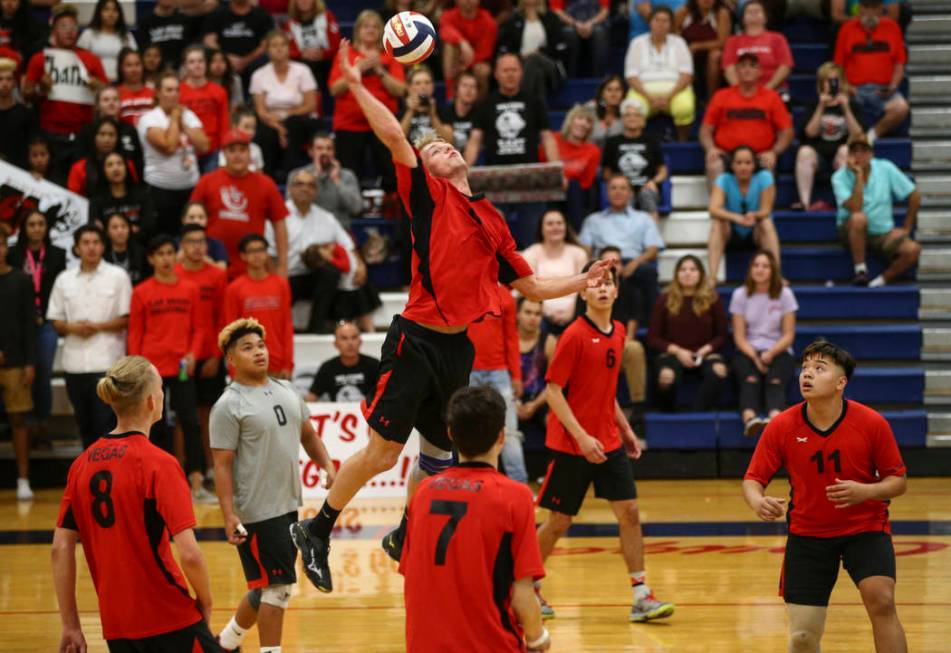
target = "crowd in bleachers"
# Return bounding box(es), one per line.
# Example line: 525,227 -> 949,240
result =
0,0 -> 927,493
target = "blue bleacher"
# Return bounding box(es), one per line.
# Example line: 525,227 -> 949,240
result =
725,248 -> 915,283
722,285 -> 921,320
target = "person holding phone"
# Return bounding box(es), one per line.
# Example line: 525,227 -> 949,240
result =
399,65 -> 453,146
286,132 -> 365,229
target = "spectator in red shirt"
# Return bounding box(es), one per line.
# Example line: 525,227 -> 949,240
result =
22,3 -> 108,172
129,235 -> 215,502
833,0 -> 908,142
547,104 -> 601,226
550,0 -> 609,78
190,129 -> 289,279
722,0 -> 794,99
467,283 -> 528,484
439,0 -> 498,98
78,85 -> 145,181
180,44 -> 231,171
283,0 -> 341,94
68,117 -> 133,197
328,10 -> 406,193
223,233 -> 295,378
116,48 -> 155,127
699,52 -> 793,185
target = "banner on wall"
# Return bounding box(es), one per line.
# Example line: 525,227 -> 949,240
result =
299,402 -> 418,499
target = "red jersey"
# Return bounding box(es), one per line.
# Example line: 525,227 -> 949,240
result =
703,84 -> 792,153
545,316 -> 625,455
468,284 -> 521,380
438,8 -> 498,64
834,17 -> 906,87
128,276 -> 203,378
545,134 -> 601,190
25,47 -> 108,135
179,80 -> 230,151
722,31 -> 794,88
745,400 -> 907,538
223,273 -> 294,373
56,432 -> 201,640
67,157 -> 138,197
175,262 -> 227,360
400,463 -> 545,653
328,47 -> 405,132
118,85 -> 156,127
395,153 -> 533,327
190,168 -> 289,279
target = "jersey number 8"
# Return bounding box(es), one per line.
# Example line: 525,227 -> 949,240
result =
90,470 -> 116,528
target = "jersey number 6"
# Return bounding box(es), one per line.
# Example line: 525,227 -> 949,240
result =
429,499 -> 469,565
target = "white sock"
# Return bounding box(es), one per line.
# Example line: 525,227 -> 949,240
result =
218,617 -> 247,650
854,262 -> 868,275
869,275 -> 886,288
17,478 -> 30,488
630,571 -> 650,600
261,647 -> 282,653
866,127 -> 877,145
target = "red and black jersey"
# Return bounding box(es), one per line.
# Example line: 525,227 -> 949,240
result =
545,316 -> 626,455
400,463 -> 544,653
56,432 -> 201,640
175,262 -> 227,361
745,400 -> 907,538
395,153 -> 533,327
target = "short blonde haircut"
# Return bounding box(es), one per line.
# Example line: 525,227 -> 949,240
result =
560,104 -> 595,141
815,61 -> 847,94
96,356 -> 157,415
414,132 -> 447,151
218,317 -> 267,354
354,9 -> 384,45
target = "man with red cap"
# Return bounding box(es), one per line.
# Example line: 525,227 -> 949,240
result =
191,129 -> 289,279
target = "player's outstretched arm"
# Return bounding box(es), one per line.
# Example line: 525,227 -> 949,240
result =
511,259 -> 612,302
511,577 -> 550,652
337,40 -> 416,168
172,528 -> 214,625
742,479 -> 786,521
51,527 -> 86,653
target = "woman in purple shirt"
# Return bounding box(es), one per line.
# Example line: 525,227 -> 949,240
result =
729,250 -> 798,437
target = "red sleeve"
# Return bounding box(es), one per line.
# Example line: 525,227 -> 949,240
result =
25,51 -> 44,82
328,52 -> 342,86
509,484 -> 545,581
771,91 -> 793,130
82,50 -> 108,84
872,415 -> 907,479
280,277 -> 294,372
188,283 -> 203,358
439,11 -> 463,45
213,272 -> 227,336
386,54 -> 405,82
266,179 -> 289,224
548,0 -> 564,9
127,286 -> 145,355
744,417 -> 785,486
646,295 -> 671,352
545,329 -> 581,387
497,239 -> 533,284
283,20 -> 301,59
67,160 -> 85,195
502,290 -> 521,381
702,91 -> 723,126
189,175 -> 208,204
56,463 -> 79,530
329,244 -> 351,273
148,450 -> 197,535
887,21 -> 907,64
474,12 -> 498,63
218,87 -> 230,140
580,145 -> 599,189
325,10 -> 341,57
721,36 -> 738,67
833,24 -> 849,67
774,32 -> 794,67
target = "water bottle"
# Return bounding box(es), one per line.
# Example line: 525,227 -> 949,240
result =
178,358 -> 189,382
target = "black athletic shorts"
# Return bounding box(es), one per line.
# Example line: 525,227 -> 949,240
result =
781,531 -> 896,607
106,619 -> 223,652
537,446 -> 638,516
237,511 -> 298,589
194,358 -> 226,407
362,315 -> 475,452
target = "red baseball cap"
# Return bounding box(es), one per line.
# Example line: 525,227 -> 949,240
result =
221,129 -> 251,148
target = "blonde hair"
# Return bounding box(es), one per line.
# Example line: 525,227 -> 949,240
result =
96,356 -> 157,414
289,0 -> 326,21
218,317 -> 267,354
264,29 -> 290,48
815,61 -> 847,94
414,132 -> 446,151
666,254 -> 716,316
561,104 -> 595,141
354,9 -> 384,46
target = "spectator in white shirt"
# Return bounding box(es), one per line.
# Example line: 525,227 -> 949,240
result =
46,225 -> 132,449
77,0 -> 138,82
624,6 -> 695,141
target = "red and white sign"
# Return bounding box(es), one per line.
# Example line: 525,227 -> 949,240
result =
299,402 -> 418,499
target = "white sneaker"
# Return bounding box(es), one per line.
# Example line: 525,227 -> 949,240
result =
191,486 -> 218,504
16,479 -> 33,501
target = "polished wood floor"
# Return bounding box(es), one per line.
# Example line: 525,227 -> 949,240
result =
1,478 -> 949,652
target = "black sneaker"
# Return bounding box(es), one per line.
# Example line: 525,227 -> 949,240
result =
289,520 -> 333,593
381,521 -> 406,562
853,271 -> 869,287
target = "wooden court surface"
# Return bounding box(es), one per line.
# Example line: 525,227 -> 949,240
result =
0,477 -> 949,652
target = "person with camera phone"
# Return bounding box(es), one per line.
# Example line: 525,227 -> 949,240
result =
399,65 -> 453,145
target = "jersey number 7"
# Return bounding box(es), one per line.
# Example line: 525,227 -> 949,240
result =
429,499 -> 469,565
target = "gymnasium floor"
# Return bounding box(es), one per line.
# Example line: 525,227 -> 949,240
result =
1,478 -> 948,652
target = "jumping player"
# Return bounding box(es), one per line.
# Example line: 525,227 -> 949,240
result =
51,355 -> 222,652
743,340 -> 908,653
290,40 -> 609,593
211,318 -> 336,653
535,262 -> 675,623
401,385 -> 550,652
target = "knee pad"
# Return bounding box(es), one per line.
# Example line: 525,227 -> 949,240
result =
247,588 -> 263,610
260,584 -> 291,609
417,438 -> 454,476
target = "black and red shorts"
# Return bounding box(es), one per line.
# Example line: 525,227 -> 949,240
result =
537,447 -> 638,516
237,511 -> 298,589
780,531 -> 896,606
106,619 -> 223,652
362,315 -> 475,452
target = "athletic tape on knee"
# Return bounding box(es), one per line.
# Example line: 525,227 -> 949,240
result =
417,437 -> 454,476
261,584 -> 291,609
247,588 -> 263,610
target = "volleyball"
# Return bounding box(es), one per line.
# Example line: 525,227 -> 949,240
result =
382,11 -> 437,65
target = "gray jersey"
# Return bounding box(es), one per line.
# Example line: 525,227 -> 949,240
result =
210,378 -> 310,524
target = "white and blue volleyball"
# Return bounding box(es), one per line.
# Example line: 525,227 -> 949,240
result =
382,11 -> 437,65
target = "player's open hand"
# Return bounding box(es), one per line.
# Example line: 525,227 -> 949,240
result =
338,40 -> 362,87
583,259 -> 612,288
59,627 -> 86,653
755,496 -> 786,521
578,434 -> 607,464
826,478 -> 869,508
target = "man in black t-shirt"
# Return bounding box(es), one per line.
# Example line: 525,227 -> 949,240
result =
439,70 -> 479,152
202,0 -> 273,75
601,99 -> 667,221
305,322 -> 380,403
138,0 -> 202,68
0,61 -> 35,170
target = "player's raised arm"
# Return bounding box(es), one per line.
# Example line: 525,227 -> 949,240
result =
337,40 -> 416,168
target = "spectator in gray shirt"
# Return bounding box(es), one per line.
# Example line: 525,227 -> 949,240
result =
287,132 -> 363,229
